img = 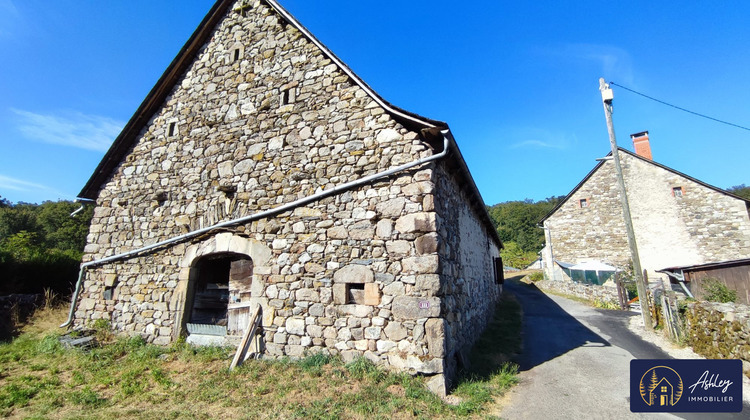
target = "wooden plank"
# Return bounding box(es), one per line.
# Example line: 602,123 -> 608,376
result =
230,305 -> 261,370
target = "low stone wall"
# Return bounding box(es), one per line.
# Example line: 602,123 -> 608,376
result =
683,301 -> 750,376
534,279 -> 620,306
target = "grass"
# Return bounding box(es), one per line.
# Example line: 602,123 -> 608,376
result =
0,298 -> 522,419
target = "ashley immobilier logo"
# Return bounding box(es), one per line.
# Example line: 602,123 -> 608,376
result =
630,359 -> 743,413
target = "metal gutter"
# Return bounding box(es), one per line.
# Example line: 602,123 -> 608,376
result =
61,131 -> 451,328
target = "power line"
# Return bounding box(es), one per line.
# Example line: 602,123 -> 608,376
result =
609,81 -> 750,132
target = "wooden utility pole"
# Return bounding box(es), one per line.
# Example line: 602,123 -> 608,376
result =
598,78 -> 653,330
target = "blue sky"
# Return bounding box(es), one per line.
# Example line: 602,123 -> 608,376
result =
1,0 -> 749,206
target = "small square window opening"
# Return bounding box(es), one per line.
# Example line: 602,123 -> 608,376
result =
346,283 -> 365,304
580,199 -> 589,208
673,187 -> 684,197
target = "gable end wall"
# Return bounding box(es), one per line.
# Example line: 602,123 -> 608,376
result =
544,152 -> 750,281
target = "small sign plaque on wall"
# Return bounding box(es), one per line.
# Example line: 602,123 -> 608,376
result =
418,301 -> 430,309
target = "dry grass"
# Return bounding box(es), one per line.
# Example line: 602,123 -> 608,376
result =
0,298 -> 521,419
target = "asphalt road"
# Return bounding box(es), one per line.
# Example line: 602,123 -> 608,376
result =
498,280 -> 748,420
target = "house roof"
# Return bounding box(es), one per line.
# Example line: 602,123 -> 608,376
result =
77,0 -> 501,248
658,258 -> 750,276
539,147 -> 750,224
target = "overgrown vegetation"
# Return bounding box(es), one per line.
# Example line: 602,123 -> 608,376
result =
701,278 -> 738,303
486,197 -> 562,268
0,295 -> 522,419
0,198 -> 92,296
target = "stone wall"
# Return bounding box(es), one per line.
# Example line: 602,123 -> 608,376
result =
73,0 -> 500,394
534,280 -> 620,306
544,151 -> 750,283
683,301 -> 750,376
432,162 -> 501,389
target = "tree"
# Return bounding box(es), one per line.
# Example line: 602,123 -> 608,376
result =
727,184 -> 750,200
36,201 -> 93,251
0,204 -> 39,241
648,370 -> 659,405
500,241 -> 537,269
0,200 -> 93,295
487,196 -> 563,254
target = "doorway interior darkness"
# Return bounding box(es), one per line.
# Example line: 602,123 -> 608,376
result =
188,253 -> 253,328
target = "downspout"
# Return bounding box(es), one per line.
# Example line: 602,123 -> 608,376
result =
69,198 -> 94,217
657,269 -> 694,298
62,130 -> 451,328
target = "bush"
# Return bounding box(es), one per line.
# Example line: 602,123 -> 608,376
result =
701,278 -> 737,303
527,271 -> 544,282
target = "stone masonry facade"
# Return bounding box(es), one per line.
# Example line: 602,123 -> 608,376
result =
73,0 -> 501,394
542,150 -> 750,283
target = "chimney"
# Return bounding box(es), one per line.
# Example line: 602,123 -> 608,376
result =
630,131 -> 652,160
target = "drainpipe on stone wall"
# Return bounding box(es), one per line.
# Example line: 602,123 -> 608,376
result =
69,198 -> 94,217
61,130 -> 452,328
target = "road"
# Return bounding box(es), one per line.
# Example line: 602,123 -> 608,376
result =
498,280 -> 748,419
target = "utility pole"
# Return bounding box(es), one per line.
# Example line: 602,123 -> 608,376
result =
598,78 -> 653,330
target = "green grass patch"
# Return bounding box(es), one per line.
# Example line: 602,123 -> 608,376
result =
0,297 -> 523,418
450,293 -> 522,415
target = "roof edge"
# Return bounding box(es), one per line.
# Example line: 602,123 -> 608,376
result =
539,147 -> 750,225
79,0 -> 236,199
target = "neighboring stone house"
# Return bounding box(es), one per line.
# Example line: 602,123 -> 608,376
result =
66,0 -> 502,394
540,131 -> 750,286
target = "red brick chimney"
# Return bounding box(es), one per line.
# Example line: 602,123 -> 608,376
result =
630,131 -> 652,160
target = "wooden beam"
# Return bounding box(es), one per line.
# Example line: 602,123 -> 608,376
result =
230,304 -> 261,370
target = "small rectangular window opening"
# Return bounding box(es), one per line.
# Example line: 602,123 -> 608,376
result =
672,187 -> 684,197
233,48 -> 241,62
168,122 -> 177,137
346,283 -> 365,304
280,88 -> 292,106
580,198 -> 589,208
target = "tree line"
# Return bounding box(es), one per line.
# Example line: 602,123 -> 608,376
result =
487,196 -> 563,269
0,197 -> 93,295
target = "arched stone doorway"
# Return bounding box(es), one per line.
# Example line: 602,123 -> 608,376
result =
185,253 -> 254,339
172,233 -> 273,343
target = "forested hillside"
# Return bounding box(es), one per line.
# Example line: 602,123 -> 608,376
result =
487,197 -> 562,269
0,198 -> 93,295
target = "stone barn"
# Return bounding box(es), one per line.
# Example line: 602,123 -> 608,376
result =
66,0 -> 503,394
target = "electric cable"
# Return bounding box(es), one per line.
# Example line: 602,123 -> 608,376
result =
609,81 -> 750,132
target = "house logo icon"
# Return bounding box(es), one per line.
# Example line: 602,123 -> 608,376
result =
639,366 -> 683,407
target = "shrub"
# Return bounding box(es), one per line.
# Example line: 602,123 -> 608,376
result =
527,271 -> 544,282
701,278 -> 737,303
